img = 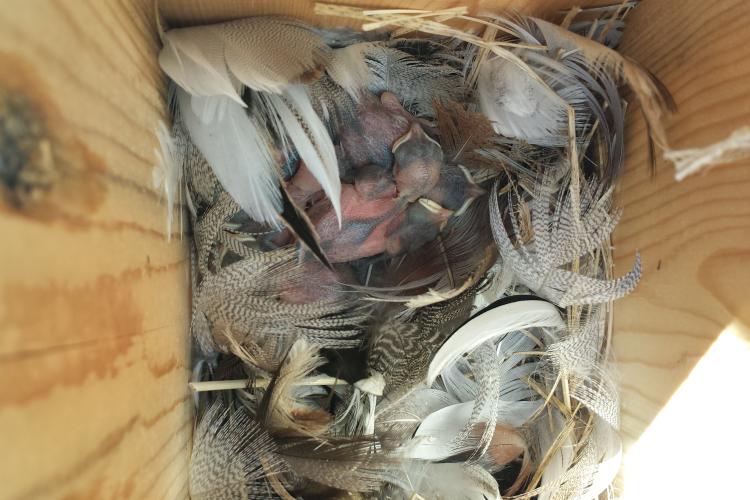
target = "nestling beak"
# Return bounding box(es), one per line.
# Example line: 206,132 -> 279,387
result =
418,197 -> 454,221
392,122 -> 441,153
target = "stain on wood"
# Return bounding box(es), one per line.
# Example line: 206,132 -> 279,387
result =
0,52 -> 108,218
0,57 -> 60,207
0,277 -> 142,405
0,0 -> 746,499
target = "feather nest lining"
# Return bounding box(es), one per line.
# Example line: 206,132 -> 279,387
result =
154,3 -> 670,499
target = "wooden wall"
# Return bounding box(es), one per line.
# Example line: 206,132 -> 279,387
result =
0,1 -> 191,498
613,0 -> 750,495
0,0 -> 747,498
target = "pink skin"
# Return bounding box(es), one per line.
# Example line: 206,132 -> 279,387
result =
308,184 -> 405,263
287,159 -> 323,207
283,90 -> 450,263
288,159 -> 401,263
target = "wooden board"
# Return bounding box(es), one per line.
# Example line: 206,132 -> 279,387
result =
613,0 -> 750,496
159,0 -> 617,27
0,1 -> 192,498
1,0 -> 748,498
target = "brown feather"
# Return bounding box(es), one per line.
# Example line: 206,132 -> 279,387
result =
435,100 -> 496,168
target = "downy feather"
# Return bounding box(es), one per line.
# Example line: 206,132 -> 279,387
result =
264,339 -> 331,437
478,54 -> 566,145
326,43 -> 375,100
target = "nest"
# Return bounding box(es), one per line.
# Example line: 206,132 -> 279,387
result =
154,3 -> 671,499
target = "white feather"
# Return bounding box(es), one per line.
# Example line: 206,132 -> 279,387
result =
427,299 -> 565,384
397,462 -> 501,500
539,417 -> 621,500
537,412 -> 575,500
578,422 -> 621,500
412,330 -> 543,461
159,26 -> 244,104
407,401 -> 474,460
401,331 -> 546,467
478,55 -> 567,145
153,120 -> 183,240
326,43 -> 375,100
178,90 -> 282,227
261,86 -> 342,223
439,357 -> 477,402
440,364 -> 539,426
159,18 -> 331,98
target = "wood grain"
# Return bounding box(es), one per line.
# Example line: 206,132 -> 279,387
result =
2,0 -> 747,499
159,0 -> 618,28
0,1 -> 191,499
614,0 -> 750,494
